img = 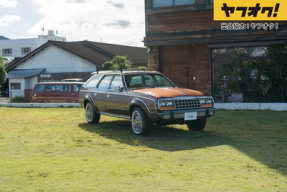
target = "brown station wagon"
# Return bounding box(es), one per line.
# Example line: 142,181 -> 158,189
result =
30,82 -> 83,103
79,71 -> 215,136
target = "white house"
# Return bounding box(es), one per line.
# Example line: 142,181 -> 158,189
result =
0,30 -> 66,59
5,40 -> 147,101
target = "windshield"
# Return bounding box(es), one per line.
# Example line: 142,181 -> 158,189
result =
124,74 -> 175,89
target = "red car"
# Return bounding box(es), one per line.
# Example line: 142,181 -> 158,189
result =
30,82 -> 83,103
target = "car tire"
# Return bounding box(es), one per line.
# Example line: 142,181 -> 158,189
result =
186,118 -> 206,131
85,102 -> 100,124
131,107 -> 151,136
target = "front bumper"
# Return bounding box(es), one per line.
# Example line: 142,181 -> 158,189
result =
150,108 -> 215,122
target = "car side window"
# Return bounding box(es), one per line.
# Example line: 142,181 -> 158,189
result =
110,76 -> 123,90
72,84 -> 82,92
86,76 -> 101,88
35,85 -> 51,92
97,76 -> 113,89
51,84 -> 68,92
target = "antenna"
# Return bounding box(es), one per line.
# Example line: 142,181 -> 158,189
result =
41,27 -> 44,35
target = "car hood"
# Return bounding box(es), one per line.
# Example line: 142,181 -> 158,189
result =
133,87 -> 207,98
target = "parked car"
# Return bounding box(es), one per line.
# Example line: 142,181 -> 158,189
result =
79,71 -> 215,136
61,78 -> 83,82
30,82 -> 83,103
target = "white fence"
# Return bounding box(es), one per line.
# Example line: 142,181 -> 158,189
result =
0,103 -> 80,108
214,103 -> 287,111
0,103 -> 286,111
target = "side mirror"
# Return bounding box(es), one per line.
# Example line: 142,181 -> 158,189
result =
114,86 -> 124,92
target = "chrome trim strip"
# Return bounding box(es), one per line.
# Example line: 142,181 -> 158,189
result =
172,96 -> 214,100
106,106 -> 128,111
127,93 -> 156,102
163,111 -> 214,120
105,92 -> 127,95
100,112 -> 130,119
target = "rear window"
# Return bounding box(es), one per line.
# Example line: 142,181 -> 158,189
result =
35,84 -> 51,92
51,84 -> 68,92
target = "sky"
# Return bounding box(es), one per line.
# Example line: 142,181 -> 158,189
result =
0,0 -> 146,47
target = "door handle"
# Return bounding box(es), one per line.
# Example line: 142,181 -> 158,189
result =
72,94 -> 75,96
106,95 -> 109,98
94,93 -> 97,96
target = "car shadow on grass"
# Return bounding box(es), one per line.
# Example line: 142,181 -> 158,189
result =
78,120 -> 228,152
78,118 -> 287,177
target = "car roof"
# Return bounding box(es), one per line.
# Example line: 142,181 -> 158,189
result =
61,78 -> 83,80
36,82 -> 84,85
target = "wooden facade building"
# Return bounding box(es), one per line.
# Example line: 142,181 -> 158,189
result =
144,0 -> 287,100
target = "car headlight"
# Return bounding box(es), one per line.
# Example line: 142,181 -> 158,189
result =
159,100 -> 166,107
200,97 -> 213,107
166,100 -> 173,106
158,99 -> 174,110
206,99 -> 212,104
199,99 -> 206,104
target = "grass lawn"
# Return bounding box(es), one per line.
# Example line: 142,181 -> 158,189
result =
0,108 -> 287,191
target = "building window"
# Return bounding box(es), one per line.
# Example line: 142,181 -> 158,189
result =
210,0 -> 214,3
153,0 -> 195,8
21,47 -> 31,55
11,83 -> 21,90
2,48 -> 12,55
212,47 -> 268,103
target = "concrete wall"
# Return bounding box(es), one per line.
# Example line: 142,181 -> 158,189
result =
214,103 -> 287,111
25,76 -> 38,90
14,45 -> 98,73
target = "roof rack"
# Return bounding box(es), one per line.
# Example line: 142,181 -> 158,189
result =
90,69 -> 158,76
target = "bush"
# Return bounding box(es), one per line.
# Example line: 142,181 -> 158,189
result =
11,96 -> 25,103
138,66 -> 147,70
101,55 -> 133,70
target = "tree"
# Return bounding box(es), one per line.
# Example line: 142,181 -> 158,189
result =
258,42 -> 287,102
0,55 -> 7,85
101,55 -> 133,70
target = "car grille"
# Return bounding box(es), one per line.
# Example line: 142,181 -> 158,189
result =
174,99 -> 200,109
